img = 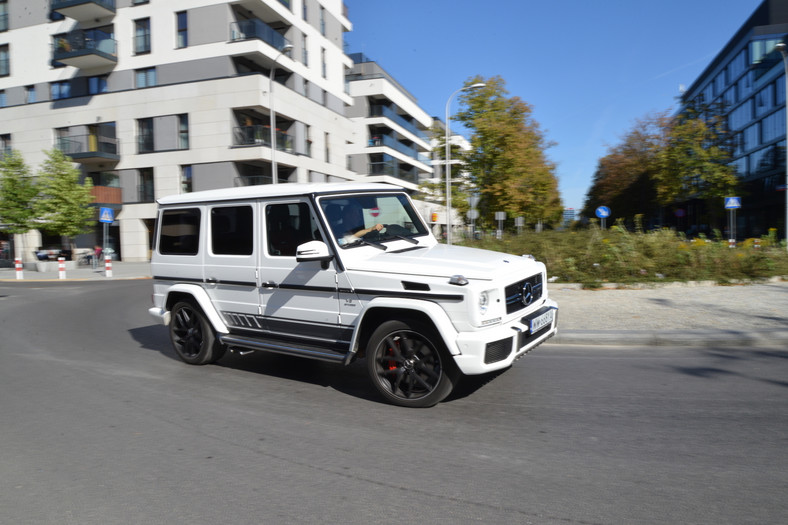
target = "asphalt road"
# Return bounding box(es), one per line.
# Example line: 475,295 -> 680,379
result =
1,280 -> 787,525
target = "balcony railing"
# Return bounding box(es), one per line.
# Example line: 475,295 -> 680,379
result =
51,0 -> 115,20
370,105 -> 428,141
57,135 -> 119,162
233,125 -> 294,153
230,19 -> 290,51
53,29 -> 117,69
369,161 -> 418,184
370,134 -> 429,165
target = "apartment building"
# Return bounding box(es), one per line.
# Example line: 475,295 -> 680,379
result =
0,0 -> 354,262
678,0 -> 788,238
345,53 -> 434,193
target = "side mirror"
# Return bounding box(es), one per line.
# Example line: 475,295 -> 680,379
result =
296,240 -> 334,268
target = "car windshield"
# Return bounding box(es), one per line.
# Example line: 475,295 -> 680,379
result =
319,193 -> 429,248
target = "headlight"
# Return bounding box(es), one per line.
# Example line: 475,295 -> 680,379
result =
479,291 -> 489,314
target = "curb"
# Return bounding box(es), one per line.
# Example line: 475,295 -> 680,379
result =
548,328 -> 788,347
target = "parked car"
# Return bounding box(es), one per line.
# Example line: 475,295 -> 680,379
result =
148,183 -> 558,407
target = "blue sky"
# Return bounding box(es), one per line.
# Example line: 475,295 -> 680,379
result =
343,0 -> 762,212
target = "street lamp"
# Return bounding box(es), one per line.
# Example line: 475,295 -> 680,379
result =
776,43 -> 788,252
269,43 -> 293,184
445,82 -> 485,245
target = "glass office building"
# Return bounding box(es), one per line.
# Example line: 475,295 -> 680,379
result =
679,0 -> 788,238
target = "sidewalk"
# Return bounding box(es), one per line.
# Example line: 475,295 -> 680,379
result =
2,262 -> 787,347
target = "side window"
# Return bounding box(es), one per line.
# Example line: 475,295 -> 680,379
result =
266,202 -> 322,256
211,205 -> 253,256
159,208 -> 200,255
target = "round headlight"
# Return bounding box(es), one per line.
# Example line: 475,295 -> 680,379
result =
479,291 -> 489,314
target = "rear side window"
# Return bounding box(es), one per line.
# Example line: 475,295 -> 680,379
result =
211,205 -> 253,255
159,208 -> 201,255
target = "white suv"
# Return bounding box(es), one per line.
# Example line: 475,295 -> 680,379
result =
149,183 -> 557,407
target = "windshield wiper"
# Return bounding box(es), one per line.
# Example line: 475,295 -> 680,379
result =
344,238 -> 387,250
387,235 -> 419,244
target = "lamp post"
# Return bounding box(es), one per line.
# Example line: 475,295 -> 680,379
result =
269,43 -> 293,184
445,82 -> 485,245
776,43 -> 788,252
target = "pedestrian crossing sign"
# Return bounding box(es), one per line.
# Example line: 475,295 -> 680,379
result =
724,197 -> 741,209
99,207 -> 115,223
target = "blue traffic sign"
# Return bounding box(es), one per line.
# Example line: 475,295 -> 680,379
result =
99,207 -> 115,223
724,197 -> 741,209
595,206 -> 611,219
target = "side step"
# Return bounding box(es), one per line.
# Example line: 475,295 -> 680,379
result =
218,334 -> 347,364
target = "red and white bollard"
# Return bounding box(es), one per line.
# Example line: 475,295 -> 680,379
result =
104,255 -> 112,278
58,256 -> 66,279
15,258 -> 23,280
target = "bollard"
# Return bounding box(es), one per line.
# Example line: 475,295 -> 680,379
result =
58,256 -> 66,279
105,255 -> 112,278
15,258 -> 23,280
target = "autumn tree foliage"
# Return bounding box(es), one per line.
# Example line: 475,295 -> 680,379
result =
454,76 -> 562,228
584,104 -> 737,229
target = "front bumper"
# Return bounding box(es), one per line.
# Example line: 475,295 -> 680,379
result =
451,299 -> 558,375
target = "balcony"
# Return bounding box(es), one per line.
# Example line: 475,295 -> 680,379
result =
53,30 -> 117,69
369,134 -> 430,165
52,0 -> 115,21
369,160 -> 418,185
57,135 -> 119,164
230,18 -> 290,51
233,125 -> 294,153
370,105 -> 428,141
90,185 -> 122,205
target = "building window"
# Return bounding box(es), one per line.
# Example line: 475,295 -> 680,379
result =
178,114 -> 189,149
51,81 -> 70,100
25,85 -> 36,104
1,134 -> 10,156
139,168 -> 154,203
321,47 -> 327,78
302,33 -> 308,65
324,132 -> 330,163
181,165 -> 192,193
89,75 -> 108,95
0,90 -> 6,107
134,18 -> 151,54
0,44 -> 9,77
135,67 -> 156,88
319,6 -> 326,36
132,0 -> 149,5
0,0 -> 8,32
176,11 -> 188,48
138,118 -> 154,153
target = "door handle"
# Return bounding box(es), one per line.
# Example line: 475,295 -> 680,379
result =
262,281 -> 278,288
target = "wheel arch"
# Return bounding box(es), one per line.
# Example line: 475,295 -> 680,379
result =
162,284 -> 229,334
349,298 -> 459,360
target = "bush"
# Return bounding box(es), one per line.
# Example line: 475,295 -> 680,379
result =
461,225 -> 788,286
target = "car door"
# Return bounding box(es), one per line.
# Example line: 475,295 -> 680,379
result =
202,203 -> 262,332
259,200 -> 348,351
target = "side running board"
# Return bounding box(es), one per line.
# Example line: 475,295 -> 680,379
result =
218,334 -> 347,364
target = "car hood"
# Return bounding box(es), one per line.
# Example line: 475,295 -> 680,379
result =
343,243 -> 541,281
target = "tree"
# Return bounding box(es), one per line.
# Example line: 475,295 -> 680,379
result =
418,122 -> 475,220
654,103 -> 737,209
34,149 -> 95,256
0,150 -> 38,259
582,112 -> 666,225
454,75 -> 562,229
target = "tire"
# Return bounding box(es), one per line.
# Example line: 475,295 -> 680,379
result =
366,319 -> 458,408
169,301 -> 225,365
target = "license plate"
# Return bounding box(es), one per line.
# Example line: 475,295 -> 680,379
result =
529,309 -> 554,334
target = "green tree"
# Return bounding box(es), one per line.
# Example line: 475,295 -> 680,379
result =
454,75 -> 562,229
34,149 -> 95,256
0,150 -> 38,258
654,103 -> 737,222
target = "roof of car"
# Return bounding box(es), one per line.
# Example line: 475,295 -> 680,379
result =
156,182 -> 404,206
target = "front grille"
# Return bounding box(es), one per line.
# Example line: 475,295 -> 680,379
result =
485,337 -> 513,364
505,273 -> 543,314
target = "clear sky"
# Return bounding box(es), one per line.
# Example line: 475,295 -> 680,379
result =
343,0 -> 763,213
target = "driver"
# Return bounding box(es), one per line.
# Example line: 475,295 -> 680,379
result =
339,202 -> 383,245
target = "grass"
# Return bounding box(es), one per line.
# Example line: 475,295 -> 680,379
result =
460,224 -> 788,288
